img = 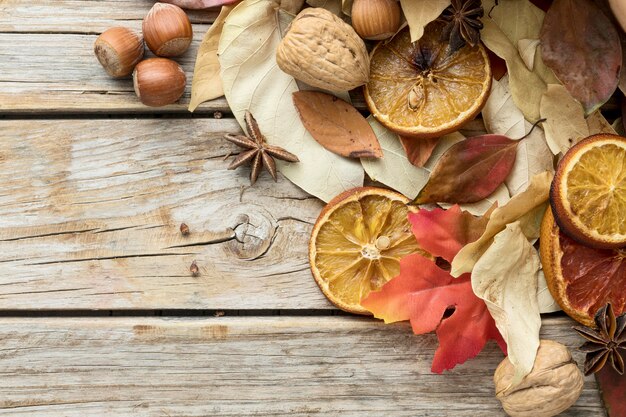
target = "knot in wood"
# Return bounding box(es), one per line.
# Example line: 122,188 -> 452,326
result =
224,205 -> 277,260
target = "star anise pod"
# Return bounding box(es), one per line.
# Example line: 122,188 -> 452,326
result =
224,111 -> 299,185
438,0 -> 484,54
574,303 -> 626,376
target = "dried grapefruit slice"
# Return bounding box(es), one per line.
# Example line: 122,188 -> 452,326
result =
309,187 -> 424,314
551,134 -> 626,249
364,21 -> 491,139
540,207 -> 626,327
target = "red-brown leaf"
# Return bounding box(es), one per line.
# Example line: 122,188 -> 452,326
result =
411,134 -> 518,205
540,0 -> 622,115
361,206 -> 506,373
597,366 -> 626,416
293,91 -> 383,159
400,136 -> 440,167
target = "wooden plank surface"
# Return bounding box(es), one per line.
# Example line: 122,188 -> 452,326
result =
0,0 -> 365,114
0,118 -> 331,310
0,316 -> 605,416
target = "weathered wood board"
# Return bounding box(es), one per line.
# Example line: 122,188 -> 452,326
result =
0,118 -> 330,310
0,0 -> 366,114
0,316 -> 605,416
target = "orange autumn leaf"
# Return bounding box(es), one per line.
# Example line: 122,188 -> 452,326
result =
399,136 -> 440,167
361,205 -> 506,373
293,91 -> 382,159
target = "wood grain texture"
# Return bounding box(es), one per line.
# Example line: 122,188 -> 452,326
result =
0,0 -> 365,114
0,316 -> 605,416
0,118 -> 329,310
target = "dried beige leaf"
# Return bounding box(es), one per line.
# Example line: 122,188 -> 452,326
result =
473,222 -> 541,384
518,39 -> 540,71
587,110 -> 617,135
481,17 -> 547,122
482,75 -> 526,138
400,0 -> 450,42
484,0 -> 544,42
219,0 -> 363,202
293,91 -> 382,158
537,270 -> 561,313
451,171 -> 553,277
188,3 -> 239,112
505,126 -> 553,196
540,84 -> 589,155
362,117 -> 430,198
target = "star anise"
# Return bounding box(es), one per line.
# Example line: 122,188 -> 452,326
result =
224,111 -> 299,185
574,303 -> 626,376
438,0 -> 484,54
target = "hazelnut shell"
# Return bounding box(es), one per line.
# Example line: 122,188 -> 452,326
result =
94,27 -> 144,78
351,0 -> 401,41
143,2 -> 193,57
133,58 -> 186,107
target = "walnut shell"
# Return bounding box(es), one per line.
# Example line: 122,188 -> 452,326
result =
494,340 -> 584,417
276,8 -> 369,92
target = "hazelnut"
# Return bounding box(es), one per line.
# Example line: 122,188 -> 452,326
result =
133,58 -> 186,107
143,2 -> 193,57
94,27 -> 144,78
494,340 -> 584,417
351,0 -> 401,40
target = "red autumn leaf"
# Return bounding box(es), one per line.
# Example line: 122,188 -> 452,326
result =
400,136 -> 440,167
361,206 -> 506,373
597,366 -> 626,417
410,205 -> 489,263
293,91 -> 383,159
411,134 -> 518,205
541,0 -> 622,115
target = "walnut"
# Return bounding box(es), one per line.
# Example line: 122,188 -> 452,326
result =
494,339 -> 584,417
276,8 -> 369,92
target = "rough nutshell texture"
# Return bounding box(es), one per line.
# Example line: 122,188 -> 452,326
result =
494,339 -> 584,417
276,8 -> 369,92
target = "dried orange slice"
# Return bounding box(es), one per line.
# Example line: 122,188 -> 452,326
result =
540,207 -> 626,327
551,134 -> 626,249
309,187 -> 423,314
364,21 -> 491,139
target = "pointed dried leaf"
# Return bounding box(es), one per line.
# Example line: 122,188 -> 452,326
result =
412,135 -> 518,205
400,136 -> 440,167
218,0 -> 363,202
505,122 -> 554,197
293,91 -> 382,159
540,84 -> 589,155
472,222 -> 541,384
361,118 -> 429,198
189,3 -> 240,112
482,75 -> 526,139
451,171 -> 552,277
342,0 -> 353,15
361,206 -> 506,373
481,17 -> 547,122
518,38 -> 540,71
400,0 -> 451,42
540,0 -> 622,115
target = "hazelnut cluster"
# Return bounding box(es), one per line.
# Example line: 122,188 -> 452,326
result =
93,2 -> 192,107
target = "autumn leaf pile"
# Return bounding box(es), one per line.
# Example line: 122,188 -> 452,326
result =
182,0 -> 626,413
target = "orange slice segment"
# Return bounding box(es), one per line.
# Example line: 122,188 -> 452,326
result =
309,187 -> 424,313
540,207 -> 626,327
364,21 -> 491,139
551,134 -> 626,249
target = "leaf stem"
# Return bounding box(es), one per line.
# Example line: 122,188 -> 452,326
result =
518,118 -> 547,140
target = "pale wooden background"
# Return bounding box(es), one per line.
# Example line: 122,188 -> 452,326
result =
0,1 -> 606,415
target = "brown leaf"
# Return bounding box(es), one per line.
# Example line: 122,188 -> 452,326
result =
400,136 -> 439,167
540,0 -> 622,115
293,91 -> 382,159
411,134 -> 519,205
